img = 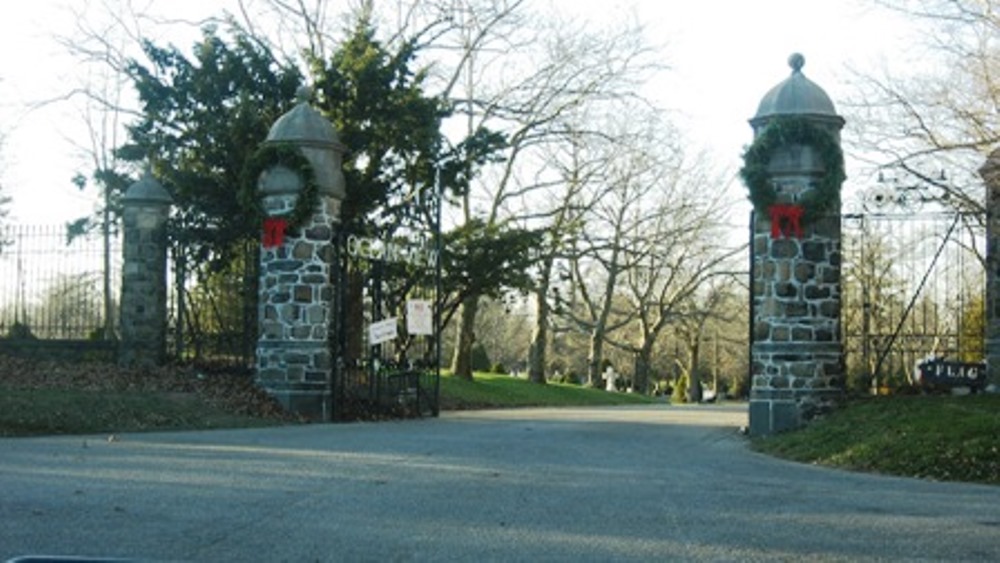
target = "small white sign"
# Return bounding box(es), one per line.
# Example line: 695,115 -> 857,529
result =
368,317 -> 398,345
406,300 -> 434,336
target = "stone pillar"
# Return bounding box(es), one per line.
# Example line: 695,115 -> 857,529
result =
254,87 -> 347,421
749,146 -> 845,435
747,55 -> 847,436
981,148 -> 1000,390
119,171 -> 172,367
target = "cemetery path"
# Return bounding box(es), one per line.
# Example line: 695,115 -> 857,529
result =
2,404 -> 999,562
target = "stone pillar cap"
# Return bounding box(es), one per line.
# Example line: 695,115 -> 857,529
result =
751,53 -> 845,129
123,168 -> 173,205
265,86 -> 347,153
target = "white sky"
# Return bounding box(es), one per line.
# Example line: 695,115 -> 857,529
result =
0,0 -> 919,225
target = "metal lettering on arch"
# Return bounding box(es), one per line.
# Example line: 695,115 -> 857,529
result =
330,201 -> 443,421
345,234 -> 439,269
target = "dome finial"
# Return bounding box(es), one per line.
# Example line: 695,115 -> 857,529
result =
295,85 -> 313,104
788,53 -> 805,73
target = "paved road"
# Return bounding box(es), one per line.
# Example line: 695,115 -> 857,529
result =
1,404 -> 998,562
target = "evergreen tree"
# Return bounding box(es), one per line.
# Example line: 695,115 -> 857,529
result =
118,25 -> 303,264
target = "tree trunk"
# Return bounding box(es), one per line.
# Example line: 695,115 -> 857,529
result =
527,282 -> 550,385
686,339 -> 703,403
634,344 -> 653,394
450,295 -> 480,380
587,329 -> 604,387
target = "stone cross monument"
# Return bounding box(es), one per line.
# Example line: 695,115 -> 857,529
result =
255,87 -> 347,420
747,55 -> 847,436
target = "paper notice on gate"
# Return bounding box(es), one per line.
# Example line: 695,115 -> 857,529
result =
368,318 -> 398,346
406,300 -> 433,335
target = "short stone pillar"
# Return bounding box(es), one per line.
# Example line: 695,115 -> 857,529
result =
255,87 -> 347,420
981,148 -> 1000,389
119,170 -> 172,367
747,55 -> 847,436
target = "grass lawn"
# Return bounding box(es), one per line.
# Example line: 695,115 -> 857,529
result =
0,359 -> 654,437
438,372 -> 656,410
751,394 -> 1000,485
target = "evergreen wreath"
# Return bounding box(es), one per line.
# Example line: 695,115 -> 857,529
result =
241,142 -> 320,230
740,116 -> 846,223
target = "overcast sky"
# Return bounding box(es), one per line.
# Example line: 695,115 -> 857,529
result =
0,0 -> 918,225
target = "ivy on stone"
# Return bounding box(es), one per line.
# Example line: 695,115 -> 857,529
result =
241,142 -> 320,231
740,116 -> 846,223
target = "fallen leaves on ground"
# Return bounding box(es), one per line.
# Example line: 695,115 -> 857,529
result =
0,354 -> 294,421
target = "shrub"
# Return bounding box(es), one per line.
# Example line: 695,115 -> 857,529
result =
726,376 -> 748,399
549,370 -> 581,385
490,362 -> 507,375
671,375 -> 689,403
6,321 -> 36,340
471,344 -> 492,372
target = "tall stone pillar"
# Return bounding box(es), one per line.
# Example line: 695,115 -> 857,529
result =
119,171 -> 172,367
747,55 -> 847,436
981,148 -> 1000,390
255,87 -> 347,421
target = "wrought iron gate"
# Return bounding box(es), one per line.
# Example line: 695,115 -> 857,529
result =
842,191 -> 985,393
330,225 -> 441,420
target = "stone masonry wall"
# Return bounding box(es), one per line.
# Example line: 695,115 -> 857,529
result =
749,142 -> 845,435
982,148 -> 1000,387
256,194 -> 340,420
119,202 -> 169,367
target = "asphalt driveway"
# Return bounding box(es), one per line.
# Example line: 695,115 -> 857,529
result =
2,404 -> 998,562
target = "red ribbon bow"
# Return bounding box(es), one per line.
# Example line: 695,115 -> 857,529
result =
262,218 -> 288,248
768,204 -> 804,239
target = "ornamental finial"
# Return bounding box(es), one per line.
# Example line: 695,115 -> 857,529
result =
295,85 -> 313,104
788,53 -> 805,73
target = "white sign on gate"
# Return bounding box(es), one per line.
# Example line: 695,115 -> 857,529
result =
406,299 -> 433,336
368,317 -> 398,345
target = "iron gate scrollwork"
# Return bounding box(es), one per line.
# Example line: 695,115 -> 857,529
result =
330,224 -> 441,420
842,178 -> 985,393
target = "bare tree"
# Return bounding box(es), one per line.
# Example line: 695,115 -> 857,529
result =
439,4 -> 662,379
0,121 -> 10,231
555,111 -> 672,387
846,0 -> 999,212
524,126 -> 608,384
612,156 -> 743,395
46,0 -> 158,340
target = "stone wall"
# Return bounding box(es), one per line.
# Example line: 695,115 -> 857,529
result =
749,142 -> 845,435
982,148 -> 1000,387
118,201 -> 170,367
255,193 -> 340,420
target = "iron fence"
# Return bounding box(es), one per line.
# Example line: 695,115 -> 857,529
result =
0,224 -> 120,341
842,210 -> 985,391
0,224 -> 258,368
167,240 -> 258,369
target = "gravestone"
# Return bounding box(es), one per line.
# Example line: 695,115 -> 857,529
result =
747,55 -> 847,436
